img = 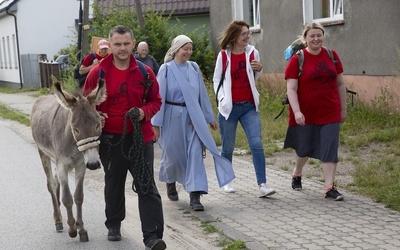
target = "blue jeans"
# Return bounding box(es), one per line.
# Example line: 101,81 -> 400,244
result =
218,101 -> 266,184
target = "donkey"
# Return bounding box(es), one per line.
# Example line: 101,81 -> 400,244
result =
30,80 -> 106,242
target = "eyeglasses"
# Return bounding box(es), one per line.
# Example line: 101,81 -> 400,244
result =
240,31 -> 252,37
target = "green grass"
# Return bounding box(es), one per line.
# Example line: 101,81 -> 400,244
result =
182,209 -> 248,249
0,104 -> 30,126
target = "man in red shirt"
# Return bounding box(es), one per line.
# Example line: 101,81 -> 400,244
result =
77,39 -> 110,88
83,25 -> 166,250
79,39 -> 109,75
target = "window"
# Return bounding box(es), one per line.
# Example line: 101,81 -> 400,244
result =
303,0 -> 343,24
2,37 -> 6,69
12,35 -> 18,69
7,35 -> 12,69
0,38 -> 3,69
233,0 -> 260,29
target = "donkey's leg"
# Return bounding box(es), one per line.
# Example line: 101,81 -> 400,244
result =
57,162 -> 77,238
74,165 -> 89,242
38,149 -> 63,232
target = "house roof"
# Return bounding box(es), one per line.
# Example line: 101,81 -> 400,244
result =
96,0 -> 209,16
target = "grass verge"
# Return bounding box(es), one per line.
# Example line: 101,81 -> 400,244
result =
0,104 -> 30,126
183,210 -> 249,249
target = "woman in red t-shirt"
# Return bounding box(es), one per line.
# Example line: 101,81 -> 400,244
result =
284,22 -> 347,201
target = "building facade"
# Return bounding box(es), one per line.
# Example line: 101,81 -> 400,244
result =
209,0 -> 400,106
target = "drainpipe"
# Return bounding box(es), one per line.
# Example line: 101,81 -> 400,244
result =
6,5 -> 23,89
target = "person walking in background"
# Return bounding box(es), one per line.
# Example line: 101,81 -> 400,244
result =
82,25 -> 166,250
152,35 -> 235,211
135,41 -> 160,75
78,39 -> 109,87
213,20 -> 276,198
284,22 -> 347,201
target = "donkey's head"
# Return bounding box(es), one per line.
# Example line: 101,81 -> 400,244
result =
53,80 -> 107,170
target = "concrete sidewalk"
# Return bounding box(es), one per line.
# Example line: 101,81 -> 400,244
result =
1,91 -> 400,249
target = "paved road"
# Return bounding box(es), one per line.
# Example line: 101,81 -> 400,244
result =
0,120 -> 142,249
1,91 -> 400,249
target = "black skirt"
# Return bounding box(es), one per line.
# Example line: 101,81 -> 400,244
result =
284,122 -> 340,163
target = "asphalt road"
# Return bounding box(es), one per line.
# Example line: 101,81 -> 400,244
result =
0,120 -> 142,249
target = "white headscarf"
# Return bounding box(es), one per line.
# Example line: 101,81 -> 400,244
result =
164,35 -> 193,63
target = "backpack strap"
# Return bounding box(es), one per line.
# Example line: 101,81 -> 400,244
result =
215,50 -> 228,106
136,60 -> 149,80
249,50 -> 255,62
323,47 -> 337,65
221,50 -> 228,73
136,60 -> 153,104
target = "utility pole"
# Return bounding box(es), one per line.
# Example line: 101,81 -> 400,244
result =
82,0 -> 90,57
135,0 -> 144,27
77,0 -> 83,61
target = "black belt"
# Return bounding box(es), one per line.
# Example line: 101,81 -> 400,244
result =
165,100 -> 186,107
233,101 -> 250,105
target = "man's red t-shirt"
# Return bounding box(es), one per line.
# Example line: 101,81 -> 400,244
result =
284,48 -> 344,126
102,65 -> 132,134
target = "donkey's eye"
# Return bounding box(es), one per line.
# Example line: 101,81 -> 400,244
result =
96,123 -> 101,130
73,128 -> 80,134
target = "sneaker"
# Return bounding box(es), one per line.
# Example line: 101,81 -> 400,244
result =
324,185 -> 344,201
107,226 -> 121,241
145,238 -> 167,250
223,182 -> 235,193
292,174 -> 302,190
259,183 -> 276,198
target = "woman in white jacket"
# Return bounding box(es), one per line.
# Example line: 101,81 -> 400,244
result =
213,20 -> 276,198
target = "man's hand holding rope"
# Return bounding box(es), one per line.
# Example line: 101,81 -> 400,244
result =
135,108 -> 145,121
98,111 -> 108,128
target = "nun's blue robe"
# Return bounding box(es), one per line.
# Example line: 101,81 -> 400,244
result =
152,61 -> 235,193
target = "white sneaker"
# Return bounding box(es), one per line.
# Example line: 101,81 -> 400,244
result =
259,183 -> 276,198
223,182 -> 235,193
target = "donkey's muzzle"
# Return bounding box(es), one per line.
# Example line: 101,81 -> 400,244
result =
86,161 -> 101,170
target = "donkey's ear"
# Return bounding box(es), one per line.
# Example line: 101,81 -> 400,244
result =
87,78 -> 107,106
53,82 -> 77,109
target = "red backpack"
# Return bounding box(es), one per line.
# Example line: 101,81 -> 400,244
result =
215,50 -> 255,106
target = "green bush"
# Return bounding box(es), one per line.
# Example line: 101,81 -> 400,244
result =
88,4 -> 216,80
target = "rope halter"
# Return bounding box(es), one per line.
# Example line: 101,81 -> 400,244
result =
76,136 -> 100,152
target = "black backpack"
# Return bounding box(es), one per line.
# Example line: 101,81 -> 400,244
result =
74,53 -> 96,88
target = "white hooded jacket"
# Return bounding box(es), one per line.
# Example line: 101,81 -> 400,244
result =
213,45 -> 263,120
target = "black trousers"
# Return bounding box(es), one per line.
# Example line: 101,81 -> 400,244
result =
99,133 -> 164,244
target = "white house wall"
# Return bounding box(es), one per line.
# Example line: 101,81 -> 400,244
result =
0,15 -> 20,83
16,0 -> 80,60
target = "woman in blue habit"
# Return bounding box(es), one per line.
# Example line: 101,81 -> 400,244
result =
152,35 -> 235,211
